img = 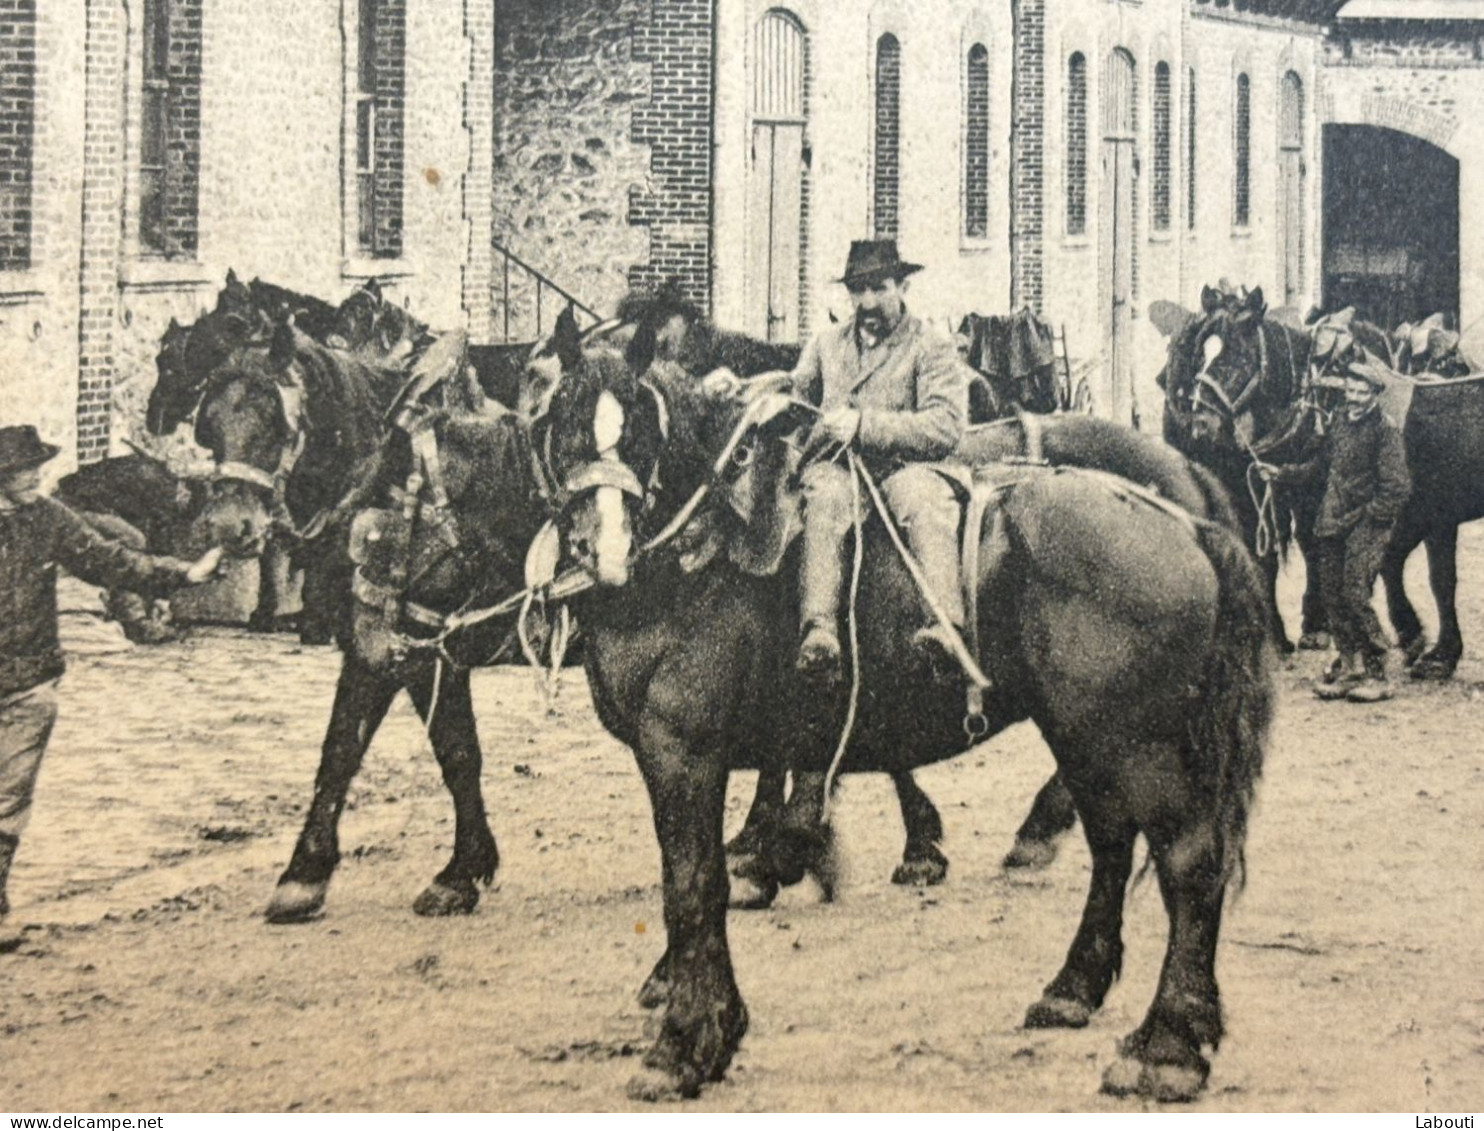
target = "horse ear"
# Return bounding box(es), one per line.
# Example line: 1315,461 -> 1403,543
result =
364,278 -> 384,302
225,268 -> 239,285
269,318 -> 298,369
553,304 -> 582,372
167,316 -> 180,331
1245,287 -> 1266,318
1200,285 -> 1221,314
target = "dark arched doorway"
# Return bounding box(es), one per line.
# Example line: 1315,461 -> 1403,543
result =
1322,123 -> 1459,330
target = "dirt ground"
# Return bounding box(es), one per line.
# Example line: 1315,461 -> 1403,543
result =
1,538 -> 1481,1114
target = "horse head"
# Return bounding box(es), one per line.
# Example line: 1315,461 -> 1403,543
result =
188,350 -> 301,558
1169,285 -> 1300,453
145,275 -> 274,436
535,308 -> 701,589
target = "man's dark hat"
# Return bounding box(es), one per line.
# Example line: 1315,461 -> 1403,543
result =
835,239 -> 924,288
0,424 -> 61,475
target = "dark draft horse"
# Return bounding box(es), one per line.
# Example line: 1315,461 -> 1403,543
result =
1171,286 -> 1484,678
1160,285 -> 1326,651
535,326 -> 1275,1102
616,292 -> 1247,882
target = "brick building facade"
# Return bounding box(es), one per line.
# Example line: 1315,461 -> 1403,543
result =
3,1 -> 1483,466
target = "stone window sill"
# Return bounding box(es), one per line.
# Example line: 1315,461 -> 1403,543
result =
120,258 -> 218,292
959,237 -> 996,254
1062,235 -> 1093,250
1149,229 -> 1174,245
0,268 -> 45,305
1230,227 -> 1252,241
342,256 -> 415,282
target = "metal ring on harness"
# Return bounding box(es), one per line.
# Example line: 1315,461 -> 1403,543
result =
562,460 -> 647,500
963,711 -> 990,741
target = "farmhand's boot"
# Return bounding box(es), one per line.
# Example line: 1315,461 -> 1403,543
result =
1314,653 -> 1363,700
0,833 -> 20,953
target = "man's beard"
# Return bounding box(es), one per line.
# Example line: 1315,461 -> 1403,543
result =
857,311 -> 887,335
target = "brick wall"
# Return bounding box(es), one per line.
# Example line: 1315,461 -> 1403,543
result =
629,0 -> 714,309
1012,0 -> 1045,312
372,0 -> 405,258
872,33 -> 900,239
77,0 -> 125,463
0,0 -> 36,271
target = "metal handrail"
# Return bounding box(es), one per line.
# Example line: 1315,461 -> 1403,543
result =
492,240 -> 601,342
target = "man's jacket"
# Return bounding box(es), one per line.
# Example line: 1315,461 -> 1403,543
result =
0,496 -> 192,695
792,312 -> 969,472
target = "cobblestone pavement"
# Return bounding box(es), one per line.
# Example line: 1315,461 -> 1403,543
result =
0,551 -> 1480,1112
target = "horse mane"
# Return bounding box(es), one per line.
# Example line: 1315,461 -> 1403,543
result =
282,328 -> 406,456
249,278 -> 342,341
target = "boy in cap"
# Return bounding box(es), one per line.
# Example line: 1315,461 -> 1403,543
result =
1268,362 -> 1411,702
0,425 -> 226,949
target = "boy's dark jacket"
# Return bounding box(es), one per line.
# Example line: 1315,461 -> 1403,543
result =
0,497 -> 192,696
1282,404 -> 1412,538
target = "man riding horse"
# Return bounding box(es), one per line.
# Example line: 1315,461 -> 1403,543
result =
781,240 -> 970,676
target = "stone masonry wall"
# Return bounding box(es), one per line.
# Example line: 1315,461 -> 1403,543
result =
493,0 -> 652,338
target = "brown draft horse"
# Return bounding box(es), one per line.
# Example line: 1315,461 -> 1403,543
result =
535,328 -> 1275,1102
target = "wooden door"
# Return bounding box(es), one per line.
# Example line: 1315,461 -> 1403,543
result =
745,11 -> 806,343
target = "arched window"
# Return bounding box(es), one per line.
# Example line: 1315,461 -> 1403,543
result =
0,3 -> 36,269
1186,67 -> 1197,231
873,33 -> 901,239
1234,71 -> 1251,228
1279,71 -> 1305,304
1152,62 -> 1171,232
1066,52 -> 1087,236
964,43 -> 990,239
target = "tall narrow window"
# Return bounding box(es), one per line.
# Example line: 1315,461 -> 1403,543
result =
0,5 -> 37,269
137,0 -> 201,258
1066,52 -> 1087,236
873,33 -> 901,239
964,43 -> 990,239
354,0 -> 377,252
139,0 -> 170,255
1152,63 -> 1171,232
1234,72 -> 1251,228
350,0 -> 404,258
1186,68 -> 1197,231
1279,71 -> 1306,304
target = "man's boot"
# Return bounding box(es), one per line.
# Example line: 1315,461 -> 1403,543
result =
797,528 -> 846,680
907,521 -> 966,670
1314,652 -> 1363,699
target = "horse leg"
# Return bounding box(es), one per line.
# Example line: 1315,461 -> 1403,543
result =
403,663 -> 499,916
266,654 -> 398,923
1024,795 -> 1135,1029
627,716 -> 747,1102
1413,525 -> 1461,680
249,537 -> 287,634
1381,517 -> 1427,666
1102,810 -> 1227,1103
725,767 -> 787,911
1261,551 -> 1293,654
890,770 -> 948,887
1003,770 -> 1079,871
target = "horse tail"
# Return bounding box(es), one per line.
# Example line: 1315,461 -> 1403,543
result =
1188,520 -> 1276,891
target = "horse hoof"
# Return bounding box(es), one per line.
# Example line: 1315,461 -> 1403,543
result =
264,882 -> 327,924
1002,837 -> 1057,871
626,1065 -> 695,1103
728,869 -> 778,910
1101,1056 -> 1206,1103
1297,632 -> 1330,651
412,880 -> 479,917
891,855 -> 947,887
1409,659 -> 1456,682
1024,995 -> 1092,1029
1402,637 -> 1430,666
